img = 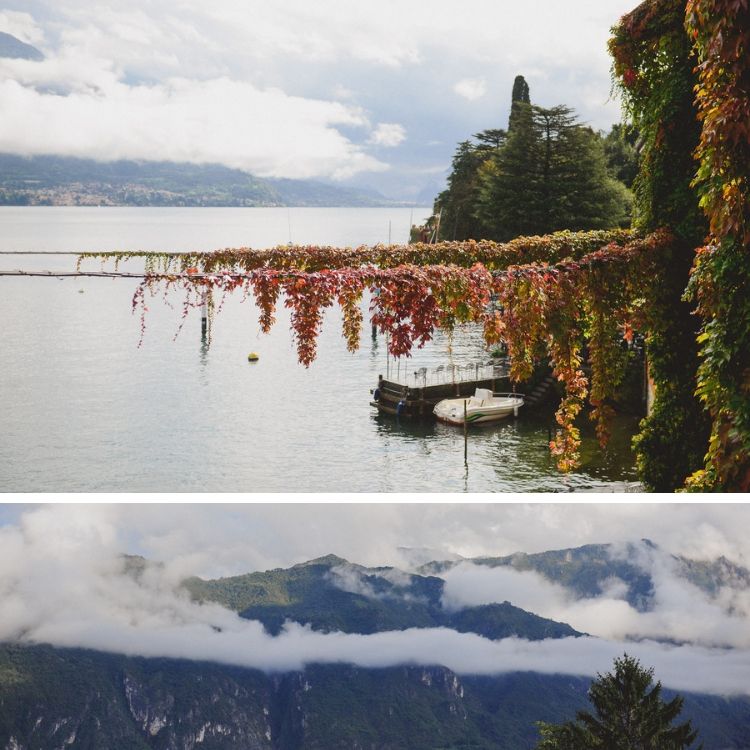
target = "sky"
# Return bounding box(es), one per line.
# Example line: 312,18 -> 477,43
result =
0,0 -> 636,200
2,503 -> 750,696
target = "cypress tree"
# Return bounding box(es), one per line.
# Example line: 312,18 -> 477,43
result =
509,74 -> 531,130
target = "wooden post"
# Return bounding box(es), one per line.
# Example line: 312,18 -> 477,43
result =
201,297 -> 208,338
463,399 -> 468,464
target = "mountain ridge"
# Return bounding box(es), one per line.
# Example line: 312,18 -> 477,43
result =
182,555 -> 582,641
0,154 -> 417,207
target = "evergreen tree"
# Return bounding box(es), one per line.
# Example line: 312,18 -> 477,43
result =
433,75 -> 525,240
474,101 -> 541,240
433,140 -> 488,240
472,128 -> 507,150
535,655 -> 702,750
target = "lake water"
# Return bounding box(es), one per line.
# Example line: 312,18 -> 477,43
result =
0,207 -> 641,493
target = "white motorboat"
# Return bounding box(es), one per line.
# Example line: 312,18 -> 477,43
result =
433,388 -> 524,425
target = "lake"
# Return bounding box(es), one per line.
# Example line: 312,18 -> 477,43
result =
0,207 -> 641,493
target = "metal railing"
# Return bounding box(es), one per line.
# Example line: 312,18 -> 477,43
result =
387,358 -> 511,388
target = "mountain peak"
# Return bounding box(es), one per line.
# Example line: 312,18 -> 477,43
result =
296,554 -> 349,568
0,32 -> 44,61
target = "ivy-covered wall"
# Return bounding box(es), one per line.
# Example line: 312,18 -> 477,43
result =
684,0 -> 750,491
610,0 -> 710,490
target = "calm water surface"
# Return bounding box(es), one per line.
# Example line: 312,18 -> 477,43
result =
0,207 -> 641,492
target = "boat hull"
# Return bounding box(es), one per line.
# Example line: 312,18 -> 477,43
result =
433,395 -> 523,426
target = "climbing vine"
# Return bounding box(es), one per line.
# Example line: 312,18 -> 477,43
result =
78,229 -> 633,274
683,0 -> 750,491
610,0 -> 710,491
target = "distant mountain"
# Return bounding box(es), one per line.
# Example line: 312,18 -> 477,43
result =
2,548 -> 750,748
0,154 -> 407,207
183,554 -> 581,641
419,540 -> 750,612
0,32 -> 43,61
2,644 -> 749,750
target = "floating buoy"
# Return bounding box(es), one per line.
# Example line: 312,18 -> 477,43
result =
247,352 -> 260,362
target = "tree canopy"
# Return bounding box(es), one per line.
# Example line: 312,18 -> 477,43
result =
475,103 -> 630,241
434,77 -> 633,243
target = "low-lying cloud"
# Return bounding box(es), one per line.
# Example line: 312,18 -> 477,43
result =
0,58 -> 387,180
1,505 -> 750,698
328,563 -> 422,602
441,552 -> 750,649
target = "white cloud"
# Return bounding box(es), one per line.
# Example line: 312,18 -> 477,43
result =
332,83 -> 355,99
0,69 -> 387,180
441,550 -> 750,650
0,10 -> 45,46
368,122 -> 406,147
328,563 -> 420,602
453,78 -> 486,101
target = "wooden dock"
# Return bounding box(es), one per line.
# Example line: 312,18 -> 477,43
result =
370,360 -> 557,419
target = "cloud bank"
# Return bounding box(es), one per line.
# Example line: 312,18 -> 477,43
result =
1,505 -> 750,697
441,550 -> 750,649
0,68 -> 386,180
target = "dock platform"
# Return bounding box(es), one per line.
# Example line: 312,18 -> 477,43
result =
371,361 -> 508,418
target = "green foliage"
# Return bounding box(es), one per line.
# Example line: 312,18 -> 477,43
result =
434,141 -> 492,240
3,645 -> 750,750
535,655 -> 701,749
509,74 -> 532,131
603,124 -> 640,189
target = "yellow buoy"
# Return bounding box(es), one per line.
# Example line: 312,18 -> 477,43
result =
247,352 -> 260,362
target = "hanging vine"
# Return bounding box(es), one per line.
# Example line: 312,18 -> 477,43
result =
121,230 -> 669,472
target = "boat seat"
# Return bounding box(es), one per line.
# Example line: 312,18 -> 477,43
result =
474,388 -> 493,405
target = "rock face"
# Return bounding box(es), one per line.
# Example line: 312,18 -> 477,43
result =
2,645 -> 750,750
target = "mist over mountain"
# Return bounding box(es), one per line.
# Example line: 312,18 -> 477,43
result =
2,527 -> 750,749
183,554 -> 582,640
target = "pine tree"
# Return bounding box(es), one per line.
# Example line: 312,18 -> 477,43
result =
535,655 -> 702,750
